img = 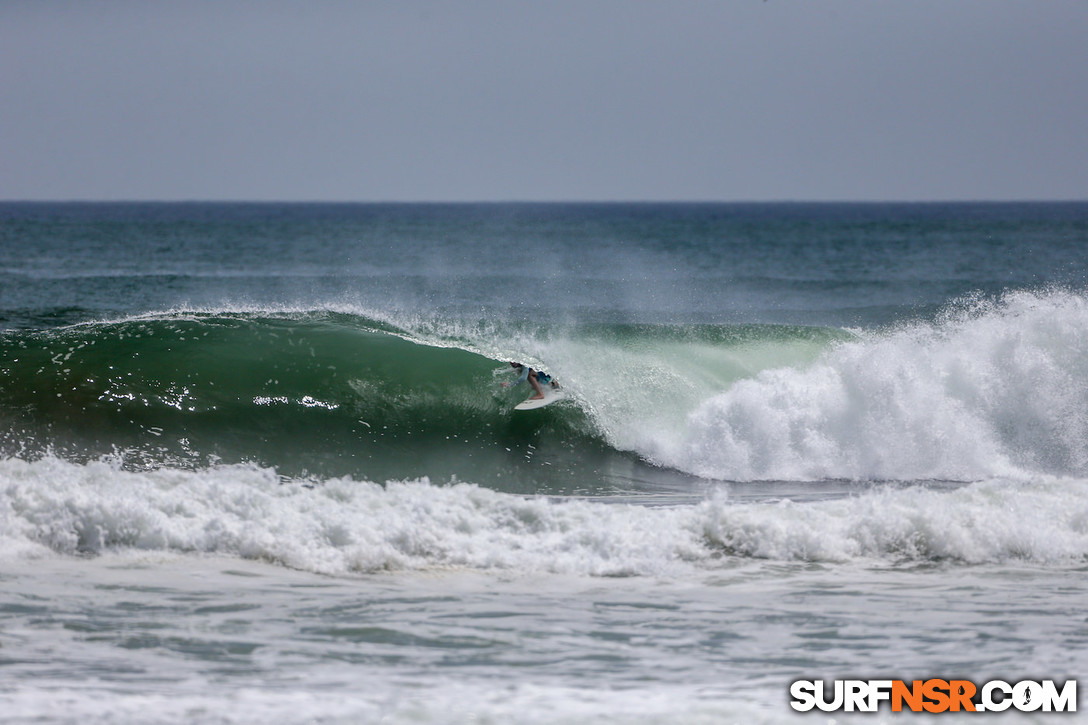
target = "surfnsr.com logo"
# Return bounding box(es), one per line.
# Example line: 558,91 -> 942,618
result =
790,679 -> 1077,713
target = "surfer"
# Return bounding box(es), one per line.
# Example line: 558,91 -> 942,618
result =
501,362 -> 557,401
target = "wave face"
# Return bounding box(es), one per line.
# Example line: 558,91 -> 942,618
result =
0,311 -> 594,492
0,308 -> 850,491
3,289 -> 1088,489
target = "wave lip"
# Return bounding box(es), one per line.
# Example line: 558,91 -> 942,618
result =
4,457 -> 1088,575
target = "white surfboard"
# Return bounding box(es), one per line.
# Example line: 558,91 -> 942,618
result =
513,388 -> 567,411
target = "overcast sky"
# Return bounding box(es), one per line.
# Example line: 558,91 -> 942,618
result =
2,1 -> 1086,202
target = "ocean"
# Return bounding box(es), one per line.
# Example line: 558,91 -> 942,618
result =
1,202 -> 1086,723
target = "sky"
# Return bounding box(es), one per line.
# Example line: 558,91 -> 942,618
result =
2,1 -> 1087,202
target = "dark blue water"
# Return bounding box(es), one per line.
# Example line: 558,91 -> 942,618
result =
4,202 -> 1086,330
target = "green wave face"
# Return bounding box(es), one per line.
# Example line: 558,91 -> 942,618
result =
0,311 -> 842,494
0,313 -> 616,493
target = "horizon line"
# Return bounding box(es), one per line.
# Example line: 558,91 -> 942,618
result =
3,198 -> 1088,205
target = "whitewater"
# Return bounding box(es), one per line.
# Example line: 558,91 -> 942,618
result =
1,202 -> 1087,723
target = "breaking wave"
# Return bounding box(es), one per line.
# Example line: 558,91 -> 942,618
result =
2,457 -> 1086,574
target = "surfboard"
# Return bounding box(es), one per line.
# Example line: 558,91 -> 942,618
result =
513,388 -> 566,411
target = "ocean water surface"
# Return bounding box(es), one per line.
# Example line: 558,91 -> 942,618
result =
1,202 -> 1087,723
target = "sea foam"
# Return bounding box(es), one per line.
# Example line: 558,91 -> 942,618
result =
3,456 -> 1087,575
655,290 -> 1088,482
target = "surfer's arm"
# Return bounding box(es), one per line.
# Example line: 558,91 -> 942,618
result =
501,366 -> 530,388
